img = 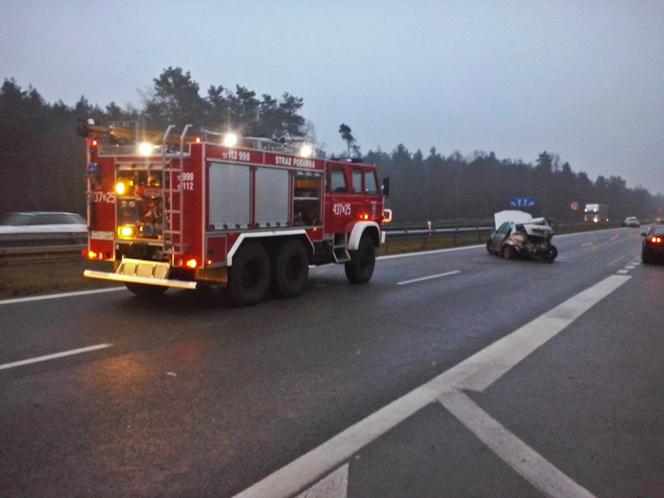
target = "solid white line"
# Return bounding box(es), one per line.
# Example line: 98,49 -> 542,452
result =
0,287 -> 125,306
397,270 -> 460,286
0,343 -> 113,371
439,390 -> 596,498
233,385 -> 437,498
233,274 -> 630,498
429,274 -> 631,392
378,244 -> 484,261
295,464 -> 348,498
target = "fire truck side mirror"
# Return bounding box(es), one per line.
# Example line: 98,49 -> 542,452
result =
381,177 -> 390,197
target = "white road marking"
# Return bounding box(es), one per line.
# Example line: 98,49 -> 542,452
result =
581,241 -> 595,247
607,255 -> 627,266
439,390 -> 595,498
295,464 -> 348,498
616,269 -> 629,274
0,287 -> 125,306
397,270 -> 460,286
554,228 -> 621,239
233,274 -> 630,498
0,343 -> 113,371
429,275 -> 631,392
378,244 -> 483,260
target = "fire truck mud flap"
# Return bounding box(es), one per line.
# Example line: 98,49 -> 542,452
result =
83,258 -> 197,290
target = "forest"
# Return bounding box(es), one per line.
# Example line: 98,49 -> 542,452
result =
1,67 -> 661,224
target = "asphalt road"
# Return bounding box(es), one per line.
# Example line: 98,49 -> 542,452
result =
1,227 -> 661,497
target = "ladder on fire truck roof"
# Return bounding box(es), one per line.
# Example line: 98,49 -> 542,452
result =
161,124 -> 192,259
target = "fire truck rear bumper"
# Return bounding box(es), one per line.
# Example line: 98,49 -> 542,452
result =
83,270 -> 198,290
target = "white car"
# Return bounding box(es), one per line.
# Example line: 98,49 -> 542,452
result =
623,216 -> 640,228
0,211 -> 87,246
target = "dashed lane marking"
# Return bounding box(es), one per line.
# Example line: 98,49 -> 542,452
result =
0,343 -> 113,371
234,275 -> 630,498
397,270 -> 461,286
607,255 -> 627,266
581,241 -> 595,247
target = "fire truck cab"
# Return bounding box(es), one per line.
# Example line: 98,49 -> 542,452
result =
79,122 -> 392,306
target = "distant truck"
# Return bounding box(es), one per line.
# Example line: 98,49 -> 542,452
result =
584,203 -> 608,223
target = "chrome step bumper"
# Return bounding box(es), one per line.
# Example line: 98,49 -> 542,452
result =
84,257 -> 197,290
84,270 -> 197,289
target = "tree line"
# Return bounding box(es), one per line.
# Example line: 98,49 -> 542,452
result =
367,146 -> 663,224
1,67 -> 661,224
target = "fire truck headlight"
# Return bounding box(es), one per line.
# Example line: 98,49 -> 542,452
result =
118,225 -> 135,239
185,258 -> 198,269
115,181 -> 128,195
299,144 -> 314,158
223,133 -> 238,148
138,142 -> 154,156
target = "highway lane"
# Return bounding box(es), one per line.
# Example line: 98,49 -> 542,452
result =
0,227 -> 647,496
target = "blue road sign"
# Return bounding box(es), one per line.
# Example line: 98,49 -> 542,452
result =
510,197 -> 536,208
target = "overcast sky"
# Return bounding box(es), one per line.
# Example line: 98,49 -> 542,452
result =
2,0 -> 663,192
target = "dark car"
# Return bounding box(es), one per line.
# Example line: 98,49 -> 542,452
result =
641,225 -> 664,263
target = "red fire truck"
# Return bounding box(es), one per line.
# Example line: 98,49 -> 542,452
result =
78,121 -> 392,306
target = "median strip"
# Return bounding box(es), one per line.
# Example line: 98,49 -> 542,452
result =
0,343 -> 113,371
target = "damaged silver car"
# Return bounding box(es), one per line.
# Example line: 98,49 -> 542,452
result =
486,210 -> 557,263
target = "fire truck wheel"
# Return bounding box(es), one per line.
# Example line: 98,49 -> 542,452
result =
345,234 -> 376,284
125,282 -> 167,297
229,242 -> 271,307
274,239 -> 309,298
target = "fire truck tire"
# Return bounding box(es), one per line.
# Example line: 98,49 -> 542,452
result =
229,242 -> 271,307
125,282 -> 167,297
273,239 -> 309,298
345,234 -> 376,284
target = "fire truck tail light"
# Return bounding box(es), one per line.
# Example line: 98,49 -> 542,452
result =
195,137 -> 201,144
185,258 -> 198,269
88,139 -> 98,147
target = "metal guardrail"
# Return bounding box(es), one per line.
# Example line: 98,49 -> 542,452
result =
0,223 -> 620,265
384,226 -> 493,239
